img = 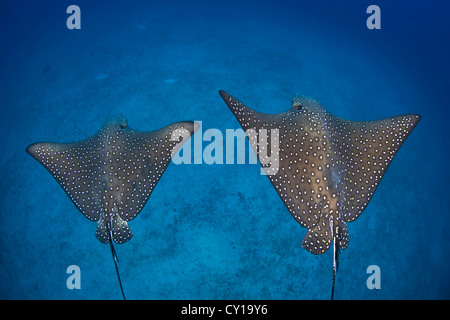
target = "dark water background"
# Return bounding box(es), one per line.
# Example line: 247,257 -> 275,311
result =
0,0 -> 449,299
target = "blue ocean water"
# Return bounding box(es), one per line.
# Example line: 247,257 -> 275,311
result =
0,0 -> 449,300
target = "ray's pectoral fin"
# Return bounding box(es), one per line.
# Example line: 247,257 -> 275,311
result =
336,114 -> 422,223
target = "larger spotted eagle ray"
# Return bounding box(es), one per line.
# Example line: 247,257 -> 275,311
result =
219,90 -> 421,299
27,114 -> 198,299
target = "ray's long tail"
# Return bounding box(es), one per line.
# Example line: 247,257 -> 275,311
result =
107,223 -> 126,300
331,237 -> 340,300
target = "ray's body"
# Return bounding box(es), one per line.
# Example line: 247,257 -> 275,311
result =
220,90 -> 421,299
27,115 -> 198,299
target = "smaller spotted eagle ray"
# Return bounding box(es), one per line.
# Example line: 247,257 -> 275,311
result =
219,90 -> 421,299
27,114 -> 199,299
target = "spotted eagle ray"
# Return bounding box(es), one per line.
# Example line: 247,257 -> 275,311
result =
219,90 -> 421,299
26,114 -> 199,299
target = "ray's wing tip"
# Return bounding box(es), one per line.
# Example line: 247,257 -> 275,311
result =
25,143 -> 35,154
218,89 -> 234,102
218,89 -> 228,97
406,113 -> 421,120
193,121 -> 201,133
414,114 -> 422,122
407,113 -> 422,130
218,90 -> 246,113
26,142 -> 42,157
26,142 -> 56,155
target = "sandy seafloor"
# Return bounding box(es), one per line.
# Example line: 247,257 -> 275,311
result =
0,0 -> 449,299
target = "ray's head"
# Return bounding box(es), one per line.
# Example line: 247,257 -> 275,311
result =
291,95 -> 323,113
102,114 -> 128,132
